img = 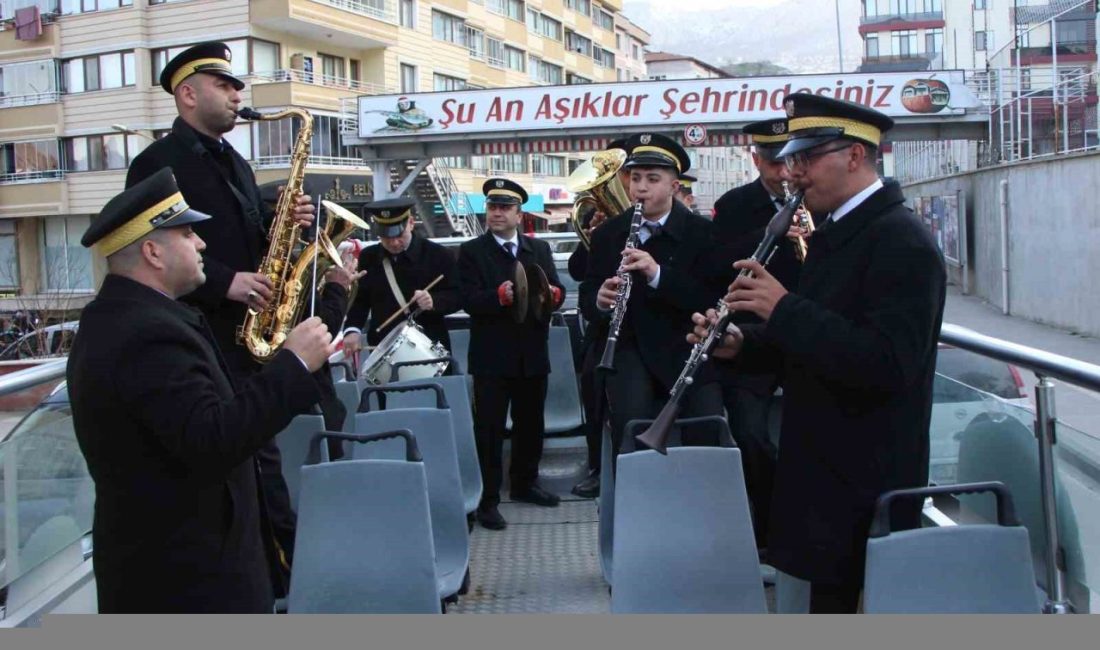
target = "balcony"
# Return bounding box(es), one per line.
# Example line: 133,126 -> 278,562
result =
0,172 -> 64,218
250,69 -> 393,113
0,13 -> 59,56
0,91 -> 59,109
858,53 -> 942,73
858,11 -> 944,35
255,155 -> 367,169
1013,42 -> 1097,65
0,101 -> 62,141
251,0 -> 398,50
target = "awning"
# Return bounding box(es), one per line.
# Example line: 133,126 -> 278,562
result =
464,192 -> 545,213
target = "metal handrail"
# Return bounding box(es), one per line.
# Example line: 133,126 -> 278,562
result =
940,323 -> 1100,391
0,359 -> 67,399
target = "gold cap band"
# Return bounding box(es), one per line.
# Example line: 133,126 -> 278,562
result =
170,58 -> 233,92
487,188 -> 523,201
788,116 -> 882,146
752,134 -> 790,145
372,208 -> 412,225
96,192 -> 187,257
631,145 -> 682,172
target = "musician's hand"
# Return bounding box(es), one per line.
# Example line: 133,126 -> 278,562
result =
229,272 -> 274,310
584,211 -> 608,237
278,185 -> 315,228
324,263 -> 365,291
597,276 -> 621,310
413,289 -> 433,311
284,317 -> 335,373
687,310 -> 743,360
786,208 -> 811,243
497,281 -> 514,307
727,260 -> 787,322
343,331 -> 362,355
621,248 -> 659,282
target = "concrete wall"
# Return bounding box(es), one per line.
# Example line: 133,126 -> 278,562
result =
903,150 -> 1100,337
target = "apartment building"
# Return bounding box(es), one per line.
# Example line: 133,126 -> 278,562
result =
643,50 -> 754,213
613,11 -> 647,82
0,0 -> 635,307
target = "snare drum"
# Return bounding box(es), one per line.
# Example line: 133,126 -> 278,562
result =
360,321 -> 449,385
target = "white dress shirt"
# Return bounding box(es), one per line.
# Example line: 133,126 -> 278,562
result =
827,178 -> 884,225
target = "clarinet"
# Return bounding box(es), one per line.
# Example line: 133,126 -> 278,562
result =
634,191 -> 804,454
597,201 -> 645,372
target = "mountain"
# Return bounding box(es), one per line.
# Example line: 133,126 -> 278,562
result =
622,0 -> 864,75
721,61 -> 792,77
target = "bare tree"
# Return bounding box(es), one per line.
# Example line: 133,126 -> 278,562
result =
1,239 -> 90,360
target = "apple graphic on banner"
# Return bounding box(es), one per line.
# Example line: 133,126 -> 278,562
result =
901,78 -> 951,114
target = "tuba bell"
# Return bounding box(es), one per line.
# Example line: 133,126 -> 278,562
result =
566,149 -> 631,249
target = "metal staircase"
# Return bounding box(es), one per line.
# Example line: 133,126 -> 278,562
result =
426,159 -> 482,237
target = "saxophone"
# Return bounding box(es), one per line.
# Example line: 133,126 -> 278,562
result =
236,106 -> 321,362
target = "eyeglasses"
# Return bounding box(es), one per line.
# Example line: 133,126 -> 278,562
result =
784,143 -> 854,171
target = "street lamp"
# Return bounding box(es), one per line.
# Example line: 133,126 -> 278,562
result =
111,124 -> 155,141
835,0 -> 844,73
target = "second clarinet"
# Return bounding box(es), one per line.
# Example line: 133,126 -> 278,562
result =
597,200 -> 645,372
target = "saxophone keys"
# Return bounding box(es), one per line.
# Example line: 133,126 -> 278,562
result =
685,376 -> 694,385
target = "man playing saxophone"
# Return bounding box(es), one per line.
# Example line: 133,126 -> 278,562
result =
579,133 -> 726,461
125,42 -> 326,597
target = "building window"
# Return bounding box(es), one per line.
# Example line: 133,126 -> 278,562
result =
255,114 -> 352,163
0,220 -> 18,292
528,56 -> 562,85
566,30 -> 592,58
252,39 -> 280,74
975,30 -> 991,52
632,44 -> 639,60
433,73 -> 467,92
485,153 -> 527,174
504,45 -> 526,72
566,72 -> 591,85
432,10 -> 466,46
531,154 -> 565,177
319,53 -> 346,85
465,26 -> 485,60
0,59 -> 59,106
974,0 -> 986,9
148,0 -> 189,5
487,38 -> 505,68
526,9 -> 562,41
595,9 -> 614,31
1020,68 -> 1031,92
565,0 -> 590,17
59,0 -> 134,14
64,133 -> 145,172
40,216 -> 93,292
487,0 -> 524,21
891,29 -> 917,57
62,51 -> 135,93
595,48 -> 615,69
865,33 -> 879,58
0,140 -> 61,181
615,33 -> 622,50
925,28 -> 942,55
438,155 -> 470,169
399,0 -> 415,28
400,63 -> 417,93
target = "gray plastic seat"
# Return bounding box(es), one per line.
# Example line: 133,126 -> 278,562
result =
506,325 -> 583,434
288,431 -> 441,613
449,328 -> 470,375
353,408 -> 469,600
863,482 -> 1041,613
274,414 -> 327,512
611,446 -> 765,613
332,380 -> 360,431
377,376 -> 483,515
599,416 -> 730,586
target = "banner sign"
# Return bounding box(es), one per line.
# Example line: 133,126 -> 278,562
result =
358,71 -> 980,139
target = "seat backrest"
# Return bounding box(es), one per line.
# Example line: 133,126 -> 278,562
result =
380,376 -> 482,514
288,459 -> 441,613
353,409 -> 469,598
332,380 -> 359,431
864,524 -> 1040,613
611,447 -> 765,613
275,414 -> 327,512
544,325 -> 583,434
449,329 -> 470,376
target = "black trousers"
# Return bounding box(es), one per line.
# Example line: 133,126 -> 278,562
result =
721,381 -> 778,549
473,375 -> 548,508
809,581 -> 862,614
579,339 -> 603,473
605,344 -> 724,458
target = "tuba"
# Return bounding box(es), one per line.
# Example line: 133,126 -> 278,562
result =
566,149 -> 631,249
236,106 -> 354,362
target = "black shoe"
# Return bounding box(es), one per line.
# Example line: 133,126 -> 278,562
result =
477,505 -> 507,530
570,474 -> 600,499
511,483 -> 560,507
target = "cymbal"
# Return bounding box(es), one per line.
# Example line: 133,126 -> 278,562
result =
511,260 -> 529,324
525,262 -> 555,324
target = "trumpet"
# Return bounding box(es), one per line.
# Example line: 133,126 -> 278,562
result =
597,200 -> 644,372
784,180 -> 814,263
635,192 -> 803,454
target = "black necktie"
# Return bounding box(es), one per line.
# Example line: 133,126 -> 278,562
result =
504,241 -> 516,258
642,222 -> 662,240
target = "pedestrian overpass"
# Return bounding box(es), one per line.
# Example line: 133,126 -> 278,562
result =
338,70 -> 990,235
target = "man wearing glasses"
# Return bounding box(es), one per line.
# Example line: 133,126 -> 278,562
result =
691,93 -> 946,613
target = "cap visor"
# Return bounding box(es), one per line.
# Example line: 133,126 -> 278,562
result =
778,134 -> 843,158
754,145 -> 785,162
373,223 -> 406,238
624,154 -> 678,169
485,197 -> 521,205
209,70 -> 245,90
160,206 -> 212,229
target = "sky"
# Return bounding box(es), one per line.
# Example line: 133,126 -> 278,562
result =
621,0 -> 865,74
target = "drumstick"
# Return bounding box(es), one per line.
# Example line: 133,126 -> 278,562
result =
377,274 -> 445,332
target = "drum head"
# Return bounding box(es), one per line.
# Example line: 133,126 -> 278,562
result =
525,262 -> 555,324
511,260 -> 529,324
